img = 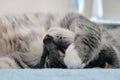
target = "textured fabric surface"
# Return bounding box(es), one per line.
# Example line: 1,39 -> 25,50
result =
0,69 -> 120,80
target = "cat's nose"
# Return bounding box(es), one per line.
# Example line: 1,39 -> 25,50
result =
44,34 -> 53,41
43,34 -> 54,44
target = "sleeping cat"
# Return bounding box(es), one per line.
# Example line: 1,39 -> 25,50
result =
0,13 -> 119,69
39,13 -> 120,68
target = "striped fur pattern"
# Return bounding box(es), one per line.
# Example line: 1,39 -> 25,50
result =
0,13 -> 64,68
0,13 -> 119,68
64,14 -> 120,68
47,13 -> 120,68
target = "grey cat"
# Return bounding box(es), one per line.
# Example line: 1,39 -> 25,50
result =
0,13 -> 119,69
41,13 -> 120,68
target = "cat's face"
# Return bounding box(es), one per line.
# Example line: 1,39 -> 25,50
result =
46,27 -> 75,53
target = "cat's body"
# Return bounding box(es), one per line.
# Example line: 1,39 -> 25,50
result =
0,13 -> 62,68
0,13 -> 119,68
42,13 -> 120,68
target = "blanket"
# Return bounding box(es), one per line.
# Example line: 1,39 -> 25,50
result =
0,69 -> 120,80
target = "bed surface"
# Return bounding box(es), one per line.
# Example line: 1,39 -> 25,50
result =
0,69 -> 120,80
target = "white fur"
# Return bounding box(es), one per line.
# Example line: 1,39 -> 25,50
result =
0,57 -> 20,68
64,43 -> 86,69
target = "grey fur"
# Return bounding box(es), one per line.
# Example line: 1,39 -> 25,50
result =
0,13 -> 119,68
60,13 -> 120,68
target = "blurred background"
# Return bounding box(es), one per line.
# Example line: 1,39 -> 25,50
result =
0,0 -> 120,41
0,0 -> 120,19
